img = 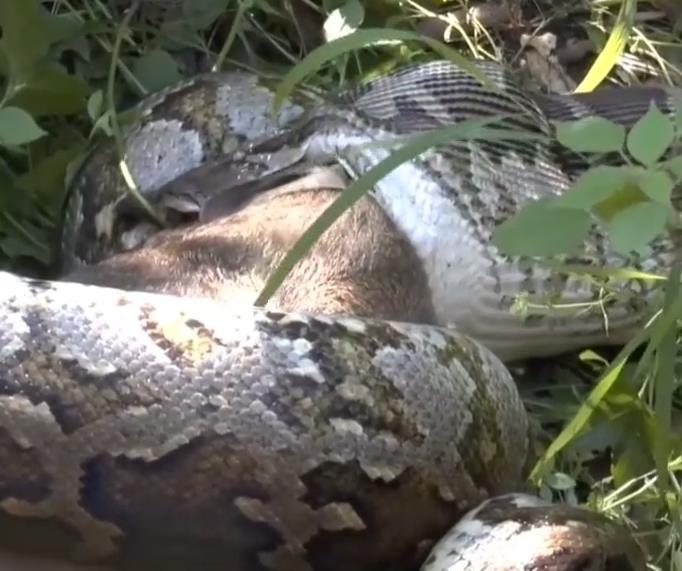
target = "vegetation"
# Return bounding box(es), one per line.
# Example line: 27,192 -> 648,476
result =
2,0 -> 682,568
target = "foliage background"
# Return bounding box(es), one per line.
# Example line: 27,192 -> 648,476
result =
2,0 -> 682,568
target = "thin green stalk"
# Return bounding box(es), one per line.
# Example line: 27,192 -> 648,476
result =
213,0 -> 252,71
105,1 -> 163,226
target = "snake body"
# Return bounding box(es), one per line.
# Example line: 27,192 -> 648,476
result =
1,60 -> 679,570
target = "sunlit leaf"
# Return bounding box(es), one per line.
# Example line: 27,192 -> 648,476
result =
87,90 -> 104,123
627,103 -> 675,166
557,166 -> 633,210
555,116 -> 625,153
0,106 -> 46,146
324,0 -> 364,41
665,155 -> 682,180
606,201 -> 668,254
493,199 -> 592,257
133,49 -> 183,92
637,169 -> 674,204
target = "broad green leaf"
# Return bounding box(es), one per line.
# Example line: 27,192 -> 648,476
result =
637,169 -> 674,204
87,90 -> 104,123
611,415 -> 654,488
574,0 -> 636,93
555,116 -> 625,153
627,103 -> 675,166
133,49 -> 183,92
544,472 -> 576,491
664,155 -> 682,180
606,201 -> 668,254
0,230 -> 50,264
0,0 -> 50,80
181,0 -> 232,30
15,145 -> 86,211
8,64 -> 89,117
493,200 -> 592,257
0,212 -> 51,264
91,109 -> 115,137
43,12 -> 84,46
324,0 -> 365,41
0,106 -> 46,146
557,165 -> 633,210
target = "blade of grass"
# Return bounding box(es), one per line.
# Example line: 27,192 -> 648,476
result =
255,119 -> 544,306
272,28 -> 525,112
531,269 -> 682,483
106,1 -> 163,227
574,0 -> 637,93
653,263 -> 681,494
530,323 -> 652,482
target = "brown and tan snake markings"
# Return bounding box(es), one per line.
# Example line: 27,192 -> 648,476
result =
2,59 -> 679,570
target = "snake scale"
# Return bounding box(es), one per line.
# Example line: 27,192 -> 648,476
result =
1,59 -> 680,570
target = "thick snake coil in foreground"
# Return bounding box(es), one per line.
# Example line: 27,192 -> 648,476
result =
1,60 -> 680,570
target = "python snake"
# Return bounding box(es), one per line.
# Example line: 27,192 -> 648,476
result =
1,59 -> 680,570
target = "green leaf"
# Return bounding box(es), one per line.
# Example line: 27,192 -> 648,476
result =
0,0 -> 50,80
180,0 -> 231,30
324,0 -> 365,41
493,200 -> 592,257
555,116 -> 625,154
43,12 -> 84,46
133,49 -> 184,93
15,145 -> 86,211
530,346 -> 633,483
87,90 -> 104,123
627,102 -> 675,166
664,154 -> 682,180
0,229 -> 51,264
636,169 -> 674,204
544,472 -> 576,491
8,64 -> 89,117
557,165 -> 632,210
0,106 -> 46,146
606,201 -> 668,254
532,291 -> 682,483
612,417 -> 654,488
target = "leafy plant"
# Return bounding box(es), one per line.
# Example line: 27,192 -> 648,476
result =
494,102 -> 682,257
492,98 -> 682,565
1,1 -> 682,567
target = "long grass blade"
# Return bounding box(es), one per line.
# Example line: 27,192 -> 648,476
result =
574,0 -> 636,93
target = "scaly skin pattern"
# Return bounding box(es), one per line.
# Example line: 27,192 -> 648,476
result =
423,494 -> 646,570
0,271 -> 530,571
3,60 -> 668,570
60,71 -> 314,270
